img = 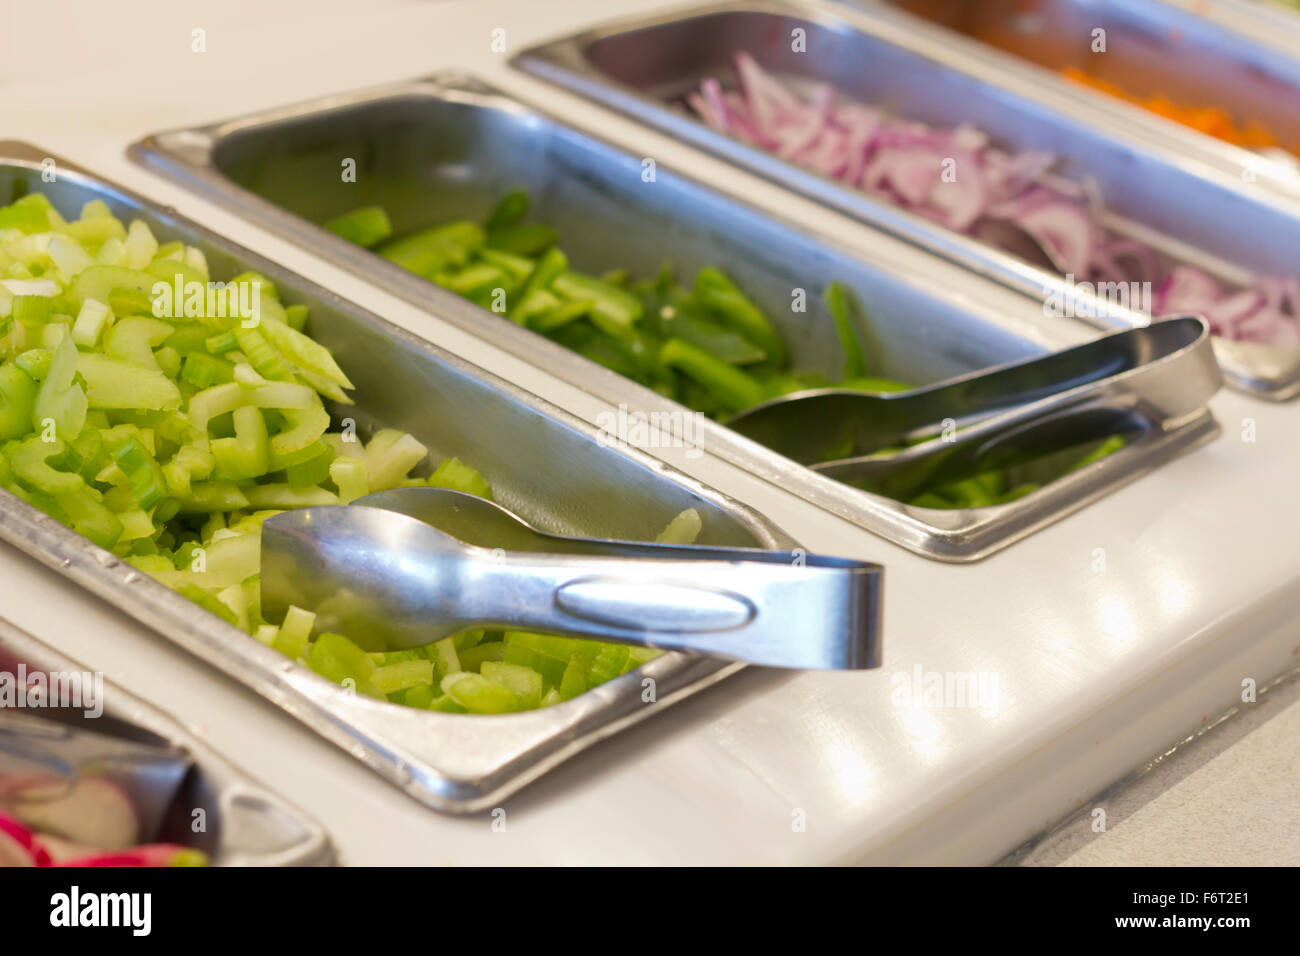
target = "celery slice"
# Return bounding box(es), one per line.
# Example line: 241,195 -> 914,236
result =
211,405 -> 269,481
480,661 -> 543,710
262,319 -> 353,389
77,353 -> 180,410
0,365 -> 37,439
427,456 -> 492,499
441,671 -> 520,714
34,335 -> 88,439
324,206 -> 392,248
306,632 -> 384,699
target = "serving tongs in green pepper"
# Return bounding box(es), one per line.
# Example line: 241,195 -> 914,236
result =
261,488 -> 882,670
724,316 -> 1220,498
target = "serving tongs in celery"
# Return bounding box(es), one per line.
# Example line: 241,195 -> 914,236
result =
724,316 -> 1221,498
260,488 -> 881,670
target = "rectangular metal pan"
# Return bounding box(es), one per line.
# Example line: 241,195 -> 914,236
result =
0,141 -> 800,813
853,0 -> 1300,197
512,0 -> 1300,400
129,74 -> 1218,561
870,0 -> 1300,160
0,614 -> 333,865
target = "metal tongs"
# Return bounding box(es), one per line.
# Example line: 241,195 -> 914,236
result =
261,488 -> 882,670
724,316 -> 1220,497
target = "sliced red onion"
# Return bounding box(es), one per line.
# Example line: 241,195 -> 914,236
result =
686,54 -> 1300,347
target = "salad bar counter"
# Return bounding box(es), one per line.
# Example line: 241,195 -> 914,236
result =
2,0 -> 1299,866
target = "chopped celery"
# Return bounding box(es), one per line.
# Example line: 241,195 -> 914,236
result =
457,641 -> 506,671
329,457 -> 369,504
77,353 -> 180,410
324,206 -> 393,248
427,456 -> 491,499
71,298 -> 112,347
0,365 -> 37,439
371,659 -> 435,694
400,684 -> 437,709
104,316 -> 173,368
270,405 -> 330,458
306,632 -> 384,699
243,484 -> 338,509
13,294 -> 53,325
9,437 -> 83,494
33,335 -> 87,440
211,405 -> 269,481
366,431 -> 427,490
283,441 -> 334,488
559,654 -> 592,701
480,661 -> 543,710
261,319 -> 353,389
586,644 -> 631,689
441,671 -> 520,714
181,352 -> 235,388
69,264 -> 156,311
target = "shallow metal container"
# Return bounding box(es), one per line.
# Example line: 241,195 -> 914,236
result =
872,0 -> 1300,156
0,615 -> 333,865
513,0 -> 1300,400
0,142 -> 804,812
130,75 -> 1217,560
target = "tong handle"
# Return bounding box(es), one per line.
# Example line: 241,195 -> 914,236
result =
891,316 -> 1207,440
468,550 -> 880,670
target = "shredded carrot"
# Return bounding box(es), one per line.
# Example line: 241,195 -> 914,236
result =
1060,66 -> 1281,149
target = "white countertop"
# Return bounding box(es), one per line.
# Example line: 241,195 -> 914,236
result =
3,0 -> 1297,864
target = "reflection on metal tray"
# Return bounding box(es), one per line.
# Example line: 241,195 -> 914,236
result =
131,73 -> 1218,560
0,141 -> 800,813
512,0 -> 1300,400
0,615 -> 332,865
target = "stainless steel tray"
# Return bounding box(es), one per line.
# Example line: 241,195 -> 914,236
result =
867,0 -> 1300,158
0,141 -> 803,813
512,0 -> 1300,400
852,0 -> 1300,195
0,615 -> 333,865
129,74 -> 1218,560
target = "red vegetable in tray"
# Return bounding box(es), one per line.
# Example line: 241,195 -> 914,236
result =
0,808 -> 206,867
685,53 -> 1300,347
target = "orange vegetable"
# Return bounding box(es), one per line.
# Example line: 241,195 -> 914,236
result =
1060,66 -> 1281,150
